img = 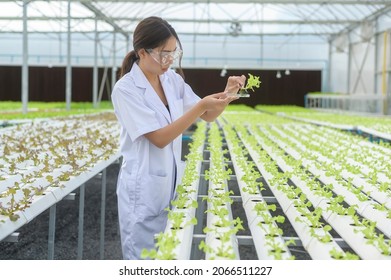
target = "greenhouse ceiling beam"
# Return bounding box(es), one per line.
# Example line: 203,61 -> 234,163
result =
72,0 -> 391,4
81,2 -> 128,38
2,30 -> 334,36
179,31 -> 334,36
0,16 -> 361,25
332,4 -> 391,40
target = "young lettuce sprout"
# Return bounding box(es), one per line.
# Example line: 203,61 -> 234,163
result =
329,247 -> 360,260
229,73 -> 261,97
242,73 -> 262,92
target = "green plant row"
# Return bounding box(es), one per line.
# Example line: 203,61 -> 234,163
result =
255,104 -> 391,135
235,122 -> 349,259
141,121 -> 207,260
0,101 -> 114,120
255,123 -> 391,257
199,122 -> 243,260
0,112 -> 119,224
220,113 -> 390,259
281,125 -> 391,205
222,122 -> 294,260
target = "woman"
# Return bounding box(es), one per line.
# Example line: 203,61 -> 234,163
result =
111,16 -> 245,260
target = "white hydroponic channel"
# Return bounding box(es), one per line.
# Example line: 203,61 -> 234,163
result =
0,113 -> 120,241
154,110 -> 391,260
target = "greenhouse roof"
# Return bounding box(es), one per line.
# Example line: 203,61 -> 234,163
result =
0,0 -> 390,41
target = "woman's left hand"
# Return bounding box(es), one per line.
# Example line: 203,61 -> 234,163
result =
224,75 -> 246,94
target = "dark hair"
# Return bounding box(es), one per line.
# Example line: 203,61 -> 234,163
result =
119,16 -> 184,78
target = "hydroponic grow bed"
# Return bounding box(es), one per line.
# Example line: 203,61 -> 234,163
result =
150,108 -> 391,260
2,107 -> 390,260
0,113 -> 121,246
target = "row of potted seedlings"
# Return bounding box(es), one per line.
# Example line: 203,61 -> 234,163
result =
141,122 -> 206,260
0,113 -> 120,241
262,124 -> 391,258
222,110 -> 390,259
256,105 -> 391,136
252,124 -> 389,259
304,125 -> 391,192
143,107 -> 390,259
274,124 -> 391,220
231,123 -> 349,260
221,121 -> 294,259
198,122 -> 242,260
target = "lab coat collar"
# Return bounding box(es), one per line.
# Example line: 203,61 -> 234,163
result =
131,63 -> 172,123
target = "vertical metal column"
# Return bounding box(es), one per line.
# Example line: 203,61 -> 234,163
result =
22,0 -> 28,114
65,0 -> 72,111
192,5 -> 196,65
382,31 -> 388,115
347,36 -> 352,93
48,204 -> 57,260
100,169 -> 107,260
126,35 -> 130,54
93,18 -> 98,108
111,32 -> 117,93
374,21 -> 380,95
327,38 -> 332,93
77,184 -> 85,260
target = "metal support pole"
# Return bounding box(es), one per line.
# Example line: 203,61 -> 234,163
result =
347,36 -> 352,93
327,38 -> 332,92
93,19 -> 98,108
65,0 -> 72,111
77,184 -> 85,260
111,32 -> 117,93
22,0 -> 28,114
100,169 -> 107,260
382,31 -> 388,115
48,204 -> 57,260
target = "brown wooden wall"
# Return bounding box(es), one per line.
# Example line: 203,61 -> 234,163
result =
183,68 -> 321,107
0,66 -> 321,106
0,66 -> 113,102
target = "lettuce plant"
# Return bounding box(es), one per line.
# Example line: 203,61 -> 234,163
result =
329,247 -> 360,260
199,217 -> 244,260
242,73 -> 261,93
227,73 -> 261,97
0,113 -> 120,223
141,231 -> 180,260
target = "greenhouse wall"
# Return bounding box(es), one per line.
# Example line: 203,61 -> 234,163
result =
329,51 -> 349,94
0,66 -> 321,106
0,32 -> 328,71
349,40 -> 376,94
328,11 -> 391,98
0,66 -> 113,102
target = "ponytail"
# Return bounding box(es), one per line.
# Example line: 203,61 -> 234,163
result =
119,50 -> 138,78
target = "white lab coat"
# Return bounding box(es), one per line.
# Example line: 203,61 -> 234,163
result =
111,63 -> 200,260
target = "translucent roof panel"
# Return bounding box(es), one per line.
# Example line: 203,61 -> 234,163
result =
0,0 -> 390,40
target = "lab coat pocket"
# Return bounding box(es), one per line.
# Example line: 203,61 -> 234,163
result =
140,174 -> 171,217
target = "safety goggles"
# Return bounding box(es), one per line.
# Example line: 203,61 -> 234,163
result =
145,48 -> 183,66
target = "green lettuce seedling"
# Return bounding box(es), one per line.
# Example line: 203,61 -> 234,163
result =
243,73 -> 261,92
230,73 -> 261,97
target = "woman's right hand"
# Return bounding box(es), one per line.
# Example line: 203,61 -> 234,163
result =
200,92 -> 238,112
